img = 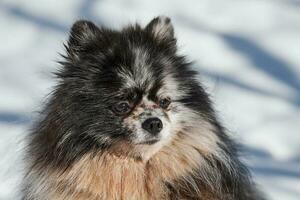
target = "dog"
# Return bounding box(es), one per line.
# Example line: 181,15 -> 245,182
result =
22,16 -> 264,200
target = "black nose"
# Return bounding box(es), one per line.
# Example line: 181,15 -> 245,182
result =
142,118 -> 163,135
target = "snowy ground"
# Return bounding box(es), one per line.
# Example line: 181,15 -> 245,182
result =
0,0 -> 300,199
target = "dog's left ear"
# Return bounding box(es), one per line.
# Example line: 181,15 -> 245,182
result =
145,16 -> 174,40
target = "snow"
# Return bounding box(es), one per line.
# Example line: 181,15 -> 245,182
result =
0,0 -> 299,199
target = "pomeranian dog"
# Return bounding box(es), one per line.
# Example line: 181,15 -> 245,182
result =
23,16 -> 264,200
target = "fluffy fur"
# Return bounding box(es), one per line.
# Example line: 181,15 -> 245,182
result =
23,16 -> 264,200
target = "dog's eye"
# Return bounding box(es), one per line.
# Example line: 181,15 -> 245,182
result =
113,102 -> 131,115
159,97 -> 171,109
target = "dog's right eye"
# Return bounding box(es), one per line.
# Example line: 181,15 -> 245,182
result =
112,102 -> 131,115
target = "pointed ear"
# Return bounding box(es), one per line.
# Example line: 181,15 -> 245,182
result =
67,20 -> 99,58
145,16 -> 174,40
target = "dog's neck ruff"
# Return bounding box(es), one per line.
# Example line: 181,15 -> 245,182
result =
29,126 -> 227,200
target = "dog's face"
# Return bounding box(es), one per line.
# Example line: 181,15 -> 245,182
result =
59,17 -> 212,160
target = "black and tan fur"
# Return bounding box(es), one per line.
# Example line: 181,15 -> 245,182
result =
23,16 -> 264,200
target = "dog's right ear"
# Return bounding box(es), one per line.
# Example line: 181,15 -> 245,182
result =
66,20 -> 99,59
145,16 -> 174,41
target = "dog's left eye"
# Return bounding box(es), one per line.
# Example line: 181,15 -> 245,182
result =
159,97 -> 171,109
113,102 -> 131,115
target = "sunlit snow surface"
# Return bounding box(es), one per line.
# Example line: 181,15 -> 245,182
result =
0,0 -> 299,199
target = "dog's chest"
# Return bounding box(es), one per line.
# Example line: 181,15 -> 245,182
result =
54,154 -> 166,200
46,136 -> 209,199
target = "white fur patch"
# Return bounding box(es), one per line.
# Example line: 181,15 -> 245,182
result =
118,47 -> 154,89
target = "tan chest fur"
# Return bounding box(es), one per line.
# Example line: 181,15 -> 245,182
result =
29,124 -> 220,200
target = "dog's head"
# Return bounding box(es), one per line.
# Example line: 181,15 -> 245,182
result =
57,16 -> 213,161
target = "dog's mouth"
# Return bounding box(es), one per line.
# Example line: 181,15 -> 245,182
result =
136,139 -> 159,145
